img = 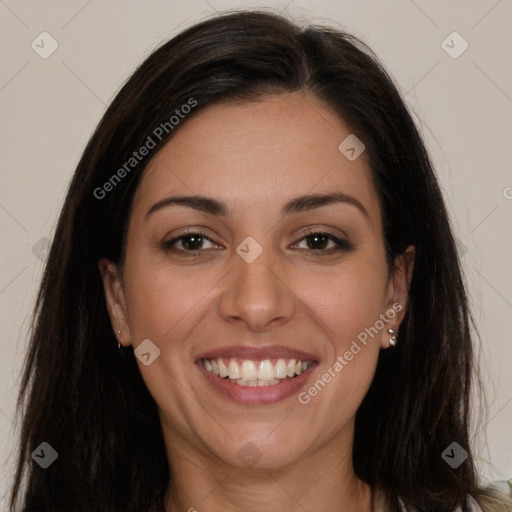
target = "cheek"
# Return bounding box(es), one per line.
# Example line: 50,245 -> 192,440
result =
296,265 -> 386,429
121,253 -> 220,425
293,257 -> 387,416
122,247 -> 218,341
297,257 -> 388,350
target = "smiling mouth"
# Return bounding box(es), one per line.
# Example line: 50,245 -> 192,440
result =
201,357 -> 312,387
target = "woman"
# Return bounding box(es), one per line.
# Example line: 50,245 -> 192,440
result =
9,10 -> 512,512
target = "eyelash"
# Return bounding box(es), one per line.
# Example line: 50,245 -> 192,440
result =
161,229 -> 353,258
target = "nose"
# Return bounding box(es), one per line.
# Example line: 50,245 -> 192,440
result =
217,245 -> 296,331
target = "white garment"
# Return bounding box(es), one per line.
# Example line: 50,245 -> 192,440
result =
397,494 -> 484,511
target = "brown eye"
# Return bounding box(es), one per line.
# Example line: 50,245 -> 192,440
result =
292,232 -> 353,255
177,234 -> 205,251
162,232 -> 219,256
304,233 -> 331,250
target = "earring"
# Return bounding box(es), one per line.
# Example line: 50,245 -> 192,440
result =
387,328 -> 397,347
116,330 -> 122,350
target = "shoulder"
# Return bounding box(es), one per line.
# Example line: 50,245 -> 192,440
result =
473,484 -> 512,512
372,483 -> 512,512
394,491 -> 511,512
395,495 -> 483,511
460,495 -> 484,512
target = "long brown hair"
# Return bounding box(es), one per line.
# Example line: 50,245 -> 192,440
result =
9,10 -> 511,511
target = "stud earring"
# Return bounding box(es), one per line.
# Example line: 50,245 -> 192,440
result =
387,328 -> 397,347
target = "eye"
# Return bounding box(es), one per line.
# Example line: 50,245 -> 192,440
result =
162,231 -> 221,256
162,229 -> 352,258
292,231 -> 353,256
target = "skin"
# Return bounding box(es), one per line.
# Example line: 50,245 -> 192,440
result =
100,91 -> 414,512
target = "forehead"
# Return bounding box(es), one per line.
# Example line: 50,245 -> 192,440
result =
132,92 -> 380,224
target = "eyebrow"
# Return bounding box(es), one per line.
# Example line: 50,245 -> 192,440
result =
145,192 -> 369,220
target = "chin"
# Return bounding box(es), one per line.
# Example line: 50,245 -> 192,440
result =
210,434 -> 307,471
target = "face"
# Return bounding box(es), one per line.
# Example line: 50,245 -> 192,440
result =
100,91 -> 414,473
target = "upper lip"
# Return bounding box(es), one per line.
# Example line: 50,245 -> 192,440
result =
196,344 -> 318,362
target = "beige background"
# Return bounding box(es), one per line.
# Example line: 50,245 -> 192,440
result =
1,0 -> 511,505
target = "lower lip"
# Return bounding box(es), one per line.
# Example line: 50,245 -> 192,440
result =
197,361 -> 318,405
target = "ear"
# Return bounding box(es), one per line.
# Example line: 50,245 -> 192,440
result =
98,258 -> 132,347
380,245 -> 415,349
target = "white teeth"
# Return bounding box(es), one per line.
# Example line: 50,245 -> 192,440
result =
241,360 -> 258,380
275,358 -> 288,379
256,379 -> 280,386
218,359 -> 228,378
228,360 -> 241,379
287,359 -> 296,377
202,357 -> 312,386
257,360 -> 275,381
